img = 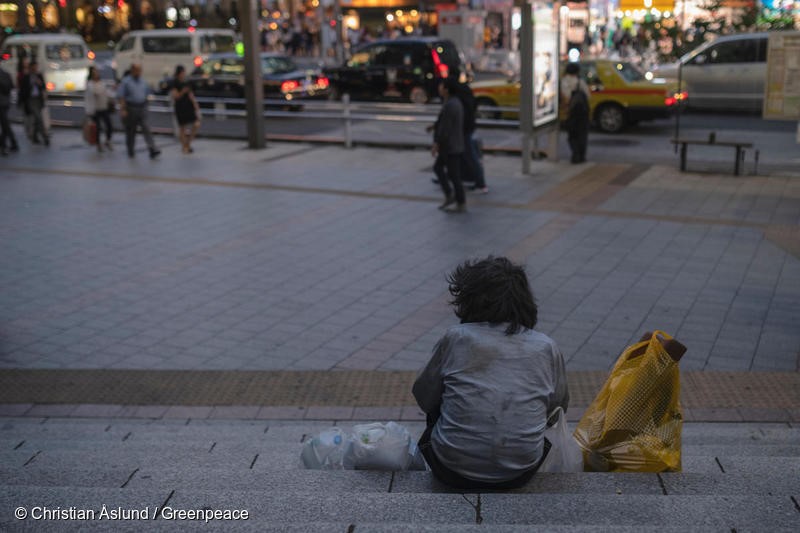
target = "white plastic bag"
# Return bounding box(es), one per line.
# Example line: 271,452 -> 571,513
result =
539,407 -> 584,473
343,422 -> 412,471
300,428 -> 348,470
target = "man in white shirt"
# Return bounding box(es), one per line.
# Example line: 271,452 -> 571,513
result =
117,63 -> 160,159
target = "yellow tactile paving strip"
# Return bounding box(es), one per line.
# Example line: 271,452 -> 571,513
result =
0,370 -> 797,410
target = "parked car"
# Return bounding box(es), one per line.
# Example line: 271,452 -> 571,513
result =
156,52 -> 330,103
323,37 -> 471,104
0,33 -> 92,92
471,59 -> 683,133
651,31 -> 800,112
112,28 -> 237,88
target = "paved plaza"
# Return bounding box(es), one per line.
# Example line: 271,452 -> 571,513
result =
1,126 -> 799,530
1,127 -> 798,375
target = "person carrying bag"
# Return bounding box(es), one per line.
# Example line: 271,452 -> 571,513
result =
84,66 -> 114,152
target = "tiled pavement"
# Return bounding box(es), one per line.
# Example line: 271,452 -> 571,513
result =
0,127 -> 799,417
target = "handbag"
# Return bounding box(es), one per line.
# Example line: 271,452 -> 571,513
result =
82,118 -> 97,145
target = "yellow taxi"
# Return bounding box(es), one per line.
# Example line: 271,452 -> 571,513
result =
471,59 -> 684,133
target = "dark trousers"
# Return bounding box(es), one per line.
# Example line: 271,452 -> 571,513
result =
434,152 -> 465,205
124,105 -> 156,155
461,134 -> 486,188
417,416 -> 550,490
29,99 -> 48,142
92,110 -> 113,142
0,105 -> 17,150
568,127 -> 588,163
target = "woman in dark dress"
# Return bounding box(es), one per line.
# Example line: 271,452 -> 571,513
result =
171,65 -> 200,154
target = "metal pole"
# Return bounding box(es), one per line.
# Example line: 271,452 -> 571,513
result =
334,1 -> 344,64
239,0 -> 265,149
343,93 -> 352,148
673,59 -> 683,153
519,0 -> 533,174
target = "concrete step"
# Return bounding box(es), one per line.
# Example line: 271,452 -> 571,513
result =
681,444 -> 800,457
3,462 -> 799,497
3,419 -> 796,446
4,420 -> 797,454
5,487 -> 797,529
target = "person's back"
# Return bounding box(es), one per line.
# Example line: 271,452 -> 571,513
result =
413,256 -> 569,489
434,92 -> 464,155
0,69 -> 12,108
566,87 -> 589,130
415,323 -> 567,482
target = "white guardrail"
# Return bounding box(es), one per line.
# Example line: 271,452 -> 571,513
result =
45,92 -> 521,148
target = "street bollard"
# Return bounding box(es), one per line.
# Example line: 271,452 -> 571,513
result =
343,93 -> 352,149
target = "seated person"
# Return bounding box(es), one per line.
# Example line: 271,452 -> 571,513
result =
413,256 -> 569,489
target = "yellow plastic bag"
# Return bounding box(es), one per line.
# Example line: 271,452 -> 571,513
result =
574,330 -> 682,472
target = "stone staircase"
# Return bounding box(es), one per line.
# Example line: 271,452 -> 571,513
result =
1,417 -> 799,531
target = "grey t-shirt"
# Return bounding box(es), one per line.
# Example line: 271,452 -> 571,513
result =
413,323 -> 569,482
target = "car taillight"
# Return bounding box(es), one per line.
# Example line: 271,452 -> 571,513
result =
316,76 -> 329,89
46,82 -> 55,91
432,49 -> 449,79
87,51 -> 96,60
665,91 -> 688,107
281,80 -> 299,93
193,56 -> 203,68
1,53 -> 9,61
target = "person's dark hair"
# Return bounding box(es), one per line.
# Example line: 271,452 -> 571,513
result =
565,62 -> 580,75
447,256 -> 538,335
440,76 -> 460,96
174,64 -> 185,77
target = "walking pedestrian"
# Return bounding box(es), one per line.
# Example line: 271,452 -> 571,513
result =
455,82 -> 488,194
117,63 -> 160,159
170,65 -> 200,154
561,63 -> 590,164
0,56 -> 19,155
432,78 -> 466,213
84,66 -> 114,152
19,61 -> 49,146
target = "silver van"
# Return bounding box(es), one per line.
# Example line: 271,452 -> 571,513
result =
653,31 -> 799,111
112,28 -> 237,88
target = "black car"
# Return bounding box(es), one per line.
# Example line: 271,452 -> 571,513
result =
324,37 -> 470,104
157,52 -> 330,102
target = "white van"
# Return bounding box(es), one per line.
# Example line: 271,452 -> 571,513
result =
0,33 -> 91,92
112,28 -> 237,88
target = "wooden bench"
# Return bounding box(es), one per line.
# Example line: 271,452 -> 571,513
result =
670,136 -> 754,176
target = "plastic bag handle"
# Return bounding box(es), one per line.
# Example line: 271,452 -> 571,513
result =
546,406 -> 565,428
625,330 -> 673,361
